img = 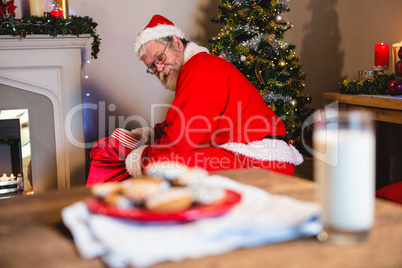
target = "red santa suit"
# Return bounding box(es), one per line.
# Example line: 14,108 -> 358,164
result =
124,42 -> 303,178
86,15 -> 303,187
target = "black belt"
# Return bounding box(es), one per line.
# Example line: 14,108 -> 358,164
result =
263,134 -> 285,140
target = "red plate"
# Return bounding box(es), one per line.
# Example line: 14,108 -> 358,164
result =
86,189 -> 241,222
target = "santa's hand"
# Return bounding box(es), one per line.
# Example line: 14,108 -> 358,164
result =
125,145 -> 148,177
129,127 -> 154,145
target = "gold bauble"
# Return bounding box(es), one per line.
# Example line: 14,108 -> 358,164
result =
278,59 -> 286,68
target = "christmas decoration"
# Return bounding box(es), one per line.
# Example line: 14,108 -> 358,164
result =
0,14 -> 100,58
395,46 -> 402,77
50,1 -> 63,18
358,70 -> 375,81
58,0 -> 69,19
388,78 -> 402,96
0,0 -> 16,20
208,0 -> 313,153
391,42 -> 402,74
29,0 -> 43,17
374,43 -> 389,74
339,74 -> 393,95
385,47 -> 402,96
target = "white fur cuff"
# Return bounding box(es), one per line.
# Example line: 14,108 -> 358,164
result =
218,139 -> 304,166
125,145 -> 149,177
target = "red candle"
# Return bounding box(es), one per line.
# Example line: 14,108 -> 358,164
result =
50,9 -> 63,18
374,43 -> 390,67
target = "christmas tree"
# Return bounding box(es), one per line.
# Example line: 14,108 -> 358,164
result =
208,0 -> 313,154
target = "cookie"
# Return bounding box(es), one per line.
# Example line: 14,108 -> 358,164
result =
91,182 -> 123,199
121,177 -> 169,205
145,188 -> 194,212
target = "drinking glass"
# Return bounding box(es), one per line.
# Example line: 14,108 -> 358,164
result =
313,109 -> 375,244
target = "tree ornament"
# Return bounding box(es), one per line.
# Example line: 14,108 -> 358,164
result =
240,55 -> 246,61
275,15 -> 283,23
290,99 -> 298,106
278,59 -> 286,68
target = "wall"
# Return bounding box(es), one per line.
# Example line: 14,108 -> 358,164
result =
12,0 -> 402,141
285,0 -> 402,108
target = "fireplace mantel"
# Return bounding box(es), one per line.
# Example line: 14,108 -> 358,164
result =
0,35 -> 89,191
0,34 -> 90,49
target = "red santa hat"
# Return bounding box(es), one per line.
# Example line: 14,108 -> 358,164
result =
134,15 -> 185,55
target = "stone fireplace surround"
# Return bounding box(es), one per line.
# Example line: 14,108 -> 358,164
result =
0,35 -> 89,192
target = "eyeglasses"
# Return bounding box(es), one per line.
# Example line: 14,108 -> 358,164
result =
146,42 -> 169,75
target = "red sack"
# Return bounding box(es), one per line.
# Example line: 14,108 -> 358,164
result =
86,129 -> 140,187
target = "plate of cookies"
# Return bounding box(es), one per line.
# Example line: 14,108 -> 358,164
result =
86,164 -> 242,222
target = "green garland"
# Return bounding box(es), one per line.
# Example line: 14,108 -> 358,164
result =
339,74 -> 393,95
0,15 -> 101,59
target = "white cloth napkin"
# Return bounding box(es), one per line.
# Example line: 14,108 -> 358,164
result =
62,175 -> 322,268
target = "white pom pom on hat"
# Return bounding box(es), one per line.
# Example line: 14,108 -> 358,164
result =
134,14 -> 185,55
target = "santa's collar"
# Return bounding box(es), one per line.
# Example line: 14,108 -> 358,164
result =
183,42 -> 210,64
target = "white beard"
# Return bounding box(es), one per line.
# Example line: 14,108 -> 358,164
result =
158,67 -> 179,92
157,48 -> 185,92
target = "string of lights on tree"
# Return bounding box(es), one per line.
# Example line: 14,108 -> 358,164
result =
208,0 -> 313,152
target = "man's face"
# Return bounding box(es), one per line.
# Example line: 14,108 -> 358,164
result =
141,39 -> 184,91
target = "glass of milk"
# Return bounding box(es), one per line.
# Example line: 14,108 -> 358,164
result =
313,109 -> 375,244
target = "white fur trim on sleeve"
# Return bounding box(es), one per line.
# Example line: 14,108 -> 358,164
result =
218,139 -> 304,166
125,145 -> 149,177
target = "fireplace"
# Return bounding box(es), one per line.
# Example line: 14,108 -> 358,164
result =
0,35 -> 89,192
0,109 -> 32,195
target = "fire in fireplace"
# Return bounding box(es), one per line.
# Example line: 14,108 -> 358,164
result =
0,109 -> 32,195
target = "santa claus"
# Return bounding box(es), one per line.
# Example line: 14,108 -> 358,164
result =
86,15 -> 303,186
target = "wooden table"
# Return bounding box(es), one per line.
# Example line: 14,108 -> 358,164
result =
323,92 -> 402,124
323,92 -> 402,189
1,169 -> 402,268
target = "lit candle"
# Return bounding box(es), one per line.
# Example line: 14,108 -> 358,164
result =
374,43 -> 390,68
30,0 -> 44,17
50,9 -> 63,17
